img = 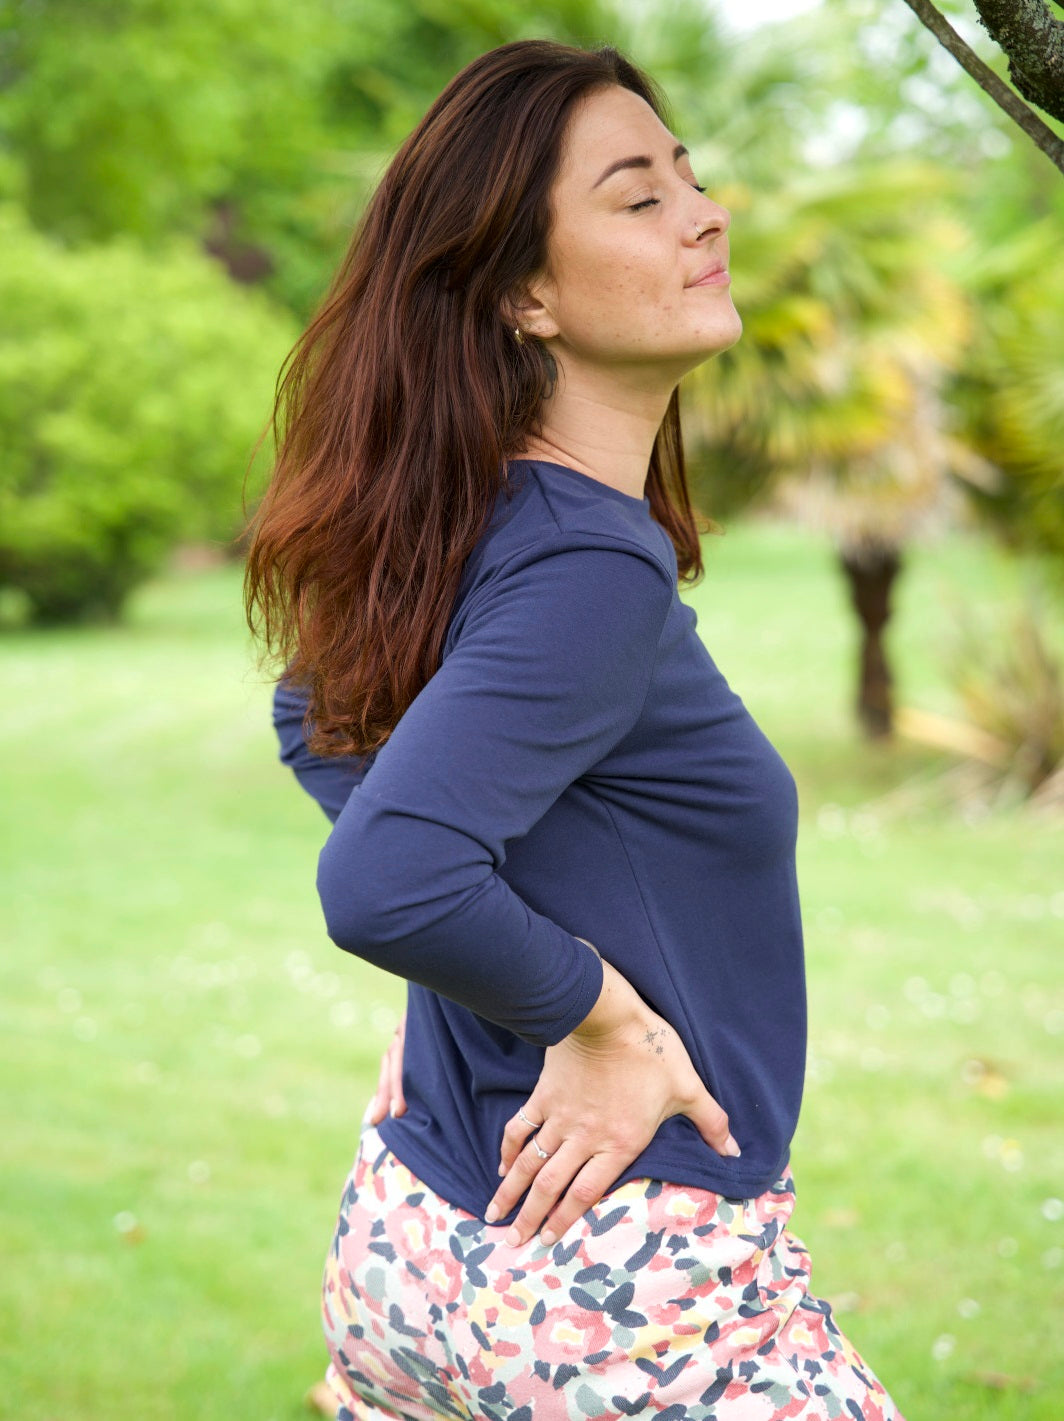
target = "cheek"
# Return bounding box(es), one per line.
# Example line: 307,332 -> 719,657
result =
552,235 -> 675,334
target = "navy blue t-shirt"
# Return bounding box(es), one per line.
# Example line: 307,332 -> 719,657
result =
273,458 -> 807,1217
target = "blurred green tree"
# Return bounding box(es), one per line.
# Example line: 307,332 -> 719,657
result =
0,0 -> 625,317
0,205 -> 296,623
1,0 -> 1059,638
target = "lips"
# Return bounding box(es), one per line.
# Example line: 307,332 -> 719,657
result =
687,261 -> 730,287
690,257 -> 733,284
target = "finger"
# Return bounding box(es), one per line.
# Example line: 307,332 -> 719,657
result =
498,1104 -> 543,1175
366,1041 -> 394,1125
388,1039 -> 407,1116
537,1151 -> 631,1245
494,1138 -> 580,1246
485,1133 -> 568,1236
685,1089 -> 741,1158
389,1014 -> 407,1114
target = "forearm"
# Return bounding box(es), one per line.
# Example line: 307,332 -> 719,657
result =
317,793 -> 605,1047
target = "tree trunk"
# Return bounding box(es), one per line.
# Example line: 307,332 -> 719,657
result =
899,0 -> 1064,174
839,547 -> 902,739
974,0 -> 1064,123
202,197 -> 274,284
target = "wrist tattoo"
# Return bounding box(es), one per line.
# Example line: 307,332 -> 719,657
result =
642,1025 -> 667,1056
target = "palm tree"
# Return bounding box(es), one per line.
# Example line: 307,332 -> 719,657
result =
682,160 -> 994,737
949,219 -> 1064,571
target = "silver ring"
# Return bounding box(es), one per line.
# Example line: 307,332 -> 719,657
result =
532,1140 -> 553,1160
518,1108 -> 539,1130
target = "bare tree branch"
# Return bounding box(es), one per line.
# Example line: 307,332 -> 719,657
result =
973,0 -> 1064,123
900,0 -> 1064,175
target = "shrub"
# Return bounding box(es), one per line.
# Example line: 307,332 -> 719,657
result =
946,582 -> 1064,803
0,205 -> 296,623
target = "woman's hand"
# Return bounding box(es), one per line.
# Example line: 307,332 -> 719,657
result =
484,956 -> 739,1246
366,1010 -> 407,1124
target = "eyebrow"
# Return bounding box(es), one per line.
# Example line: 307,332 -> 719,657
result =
592,142 -> 689,189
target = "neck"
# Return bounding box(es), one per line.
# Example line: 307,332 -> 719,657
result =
515,358 -> 677,500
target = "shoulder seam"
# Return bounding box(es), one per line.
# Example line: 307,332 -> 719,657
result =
491,530 -> 674,594
516,476 -> 673,584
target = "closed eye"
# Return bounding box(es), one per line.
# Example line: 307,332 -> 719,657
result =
628,183 -> 706,213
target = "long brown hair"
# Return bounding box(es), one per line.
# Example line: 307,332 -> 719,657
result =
244,39 -> 710,760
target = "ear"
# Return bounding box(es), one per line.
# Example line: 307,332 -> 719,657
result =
502,273 -> 560,343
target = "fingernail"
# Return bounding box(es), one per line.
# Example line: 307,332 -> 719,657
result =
389,1098 -> 397,1116
505,1227 -> 520,1247
540,1229 -> 556,1246
724,1135 -> 742,1157
498,1163 -> 507,1177
485,1203 -> 499,1223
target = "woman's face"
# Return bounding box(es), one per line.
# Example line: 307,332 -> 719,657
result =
521,84 -> 740,387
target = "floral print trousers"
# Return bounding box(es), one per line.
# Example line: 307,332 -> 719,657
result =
321,1124 -> 904,1420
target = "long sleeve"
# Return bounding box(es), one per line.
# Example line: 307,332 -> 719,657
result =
272,678 -> 370,825
316,538 -> 674,1047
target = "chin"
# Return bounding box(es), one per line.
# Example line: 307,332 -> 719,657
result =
703,310 -> 743,357
680,315 -> 742,370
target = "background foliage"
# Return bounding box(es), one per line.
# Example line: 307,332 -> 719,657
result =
0,0 -> 1061,621
0,205 -> 294,621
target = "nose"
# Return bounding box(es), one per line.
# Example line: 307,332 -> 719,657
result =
685,195 -> 730,245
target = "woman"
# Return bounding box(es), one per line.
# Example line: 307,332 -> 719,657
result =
245,39 -> 905,1421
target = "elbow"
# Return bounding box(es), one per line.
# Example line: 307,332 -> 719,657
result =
316,816 -> 427,960
316,840 -> 387,959
314,789 -> 401,958
318,893 -> 364,958
316,799 -> 486,962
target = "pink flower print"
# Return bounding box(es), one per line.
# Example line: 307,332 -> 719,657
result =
538,1303 -> 615,1362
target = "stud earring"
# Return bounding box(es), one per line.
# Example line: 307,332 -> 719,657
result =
513,327 -> 525,344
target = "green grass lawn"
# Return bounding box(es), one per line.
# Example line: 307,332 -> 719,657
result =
2,518 -> 1061,1420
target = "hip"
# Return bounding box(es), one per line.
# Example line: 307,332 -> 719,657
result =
317,1123 -> 903,1418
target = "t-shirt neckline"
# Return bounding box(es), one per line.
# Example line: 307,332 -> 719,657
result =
508,458 -> 651,510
